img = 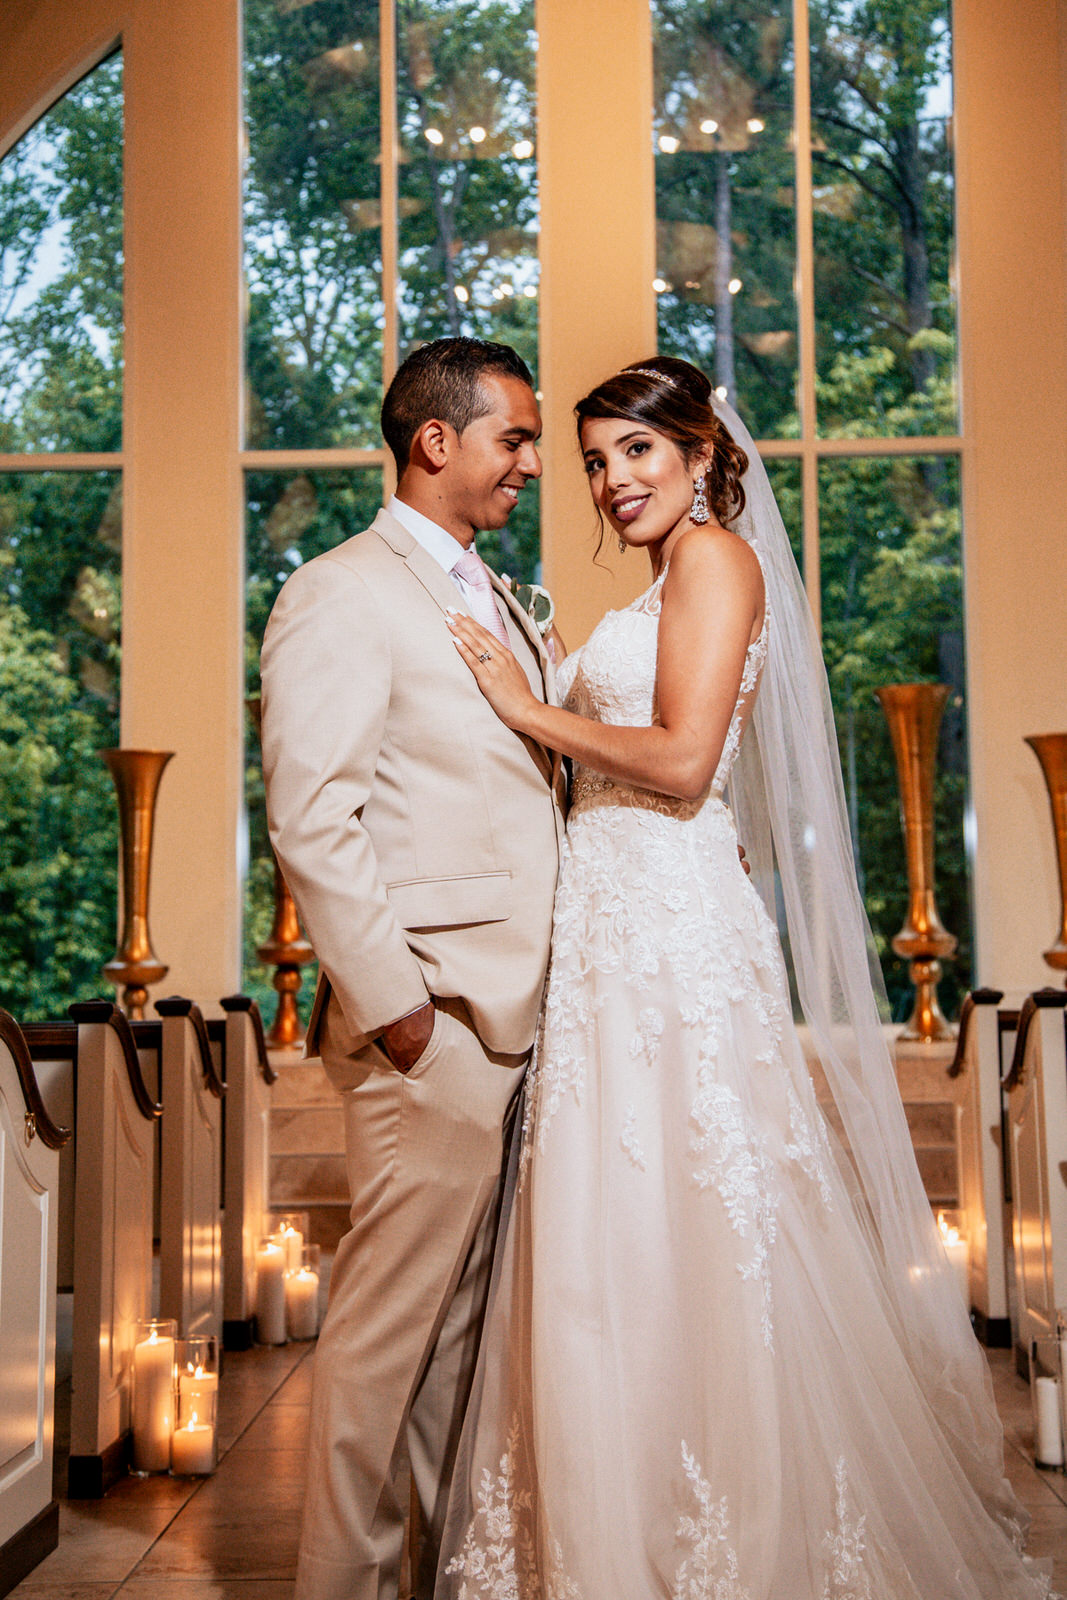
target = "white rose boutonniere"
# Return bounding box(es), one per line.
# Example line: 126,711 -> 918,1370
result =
501,575 -> 555,639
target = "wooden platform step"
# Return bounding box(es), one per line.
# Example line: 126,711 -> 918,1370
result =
266,1030 -> 963,1239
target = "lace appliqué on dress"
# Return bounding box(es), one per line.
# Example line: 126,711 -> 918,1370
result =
821,1459 -> 873,1600
784,1077 -> 836,1209
620,1103 -> 647,1171
689,1079 -> 779,1349
445,1422 -> 583,1600
630,1006 -> 665,1063
673,1444 -> 753,1600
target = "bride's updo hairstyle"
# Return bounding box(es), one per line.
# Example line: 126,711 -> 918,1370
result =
574,355 -> 748,528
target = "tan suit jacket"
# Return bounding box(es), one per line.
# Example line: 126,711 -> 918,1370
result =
260,508 -> 564,1079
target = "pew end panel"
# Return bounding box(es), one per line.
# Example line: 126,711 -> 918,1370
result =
66,1001 -> 160,1497
1004,990 -> 1067,1375
22,1026 -> 76,1297
950,988 -> 1011,1344
0,1011 -> 68,1593
218,996 -> 276,1351
156,999 -> 225,1341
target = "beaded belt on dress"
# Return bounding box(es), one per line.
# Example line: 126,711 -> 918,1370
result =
569,765 -> 726,822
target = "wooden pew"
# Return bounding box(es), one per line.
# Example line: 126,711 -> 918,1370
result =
1003,987 -> 1067,1371
209,996 -> 277,1351
0,1010 -> 68,1595
948,987 -> 1011,1345
34,1002 -> 161,1497
154,998 -> 226,1341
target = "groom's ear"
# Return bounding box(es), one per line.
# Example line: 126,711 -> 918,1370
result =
410,416 -> 455,474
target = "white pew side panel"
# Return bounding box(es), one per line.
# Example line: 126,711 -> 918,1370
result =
219,997 -> 276,1349
157,999 -> 225,1340
1005,990 -> 1067,1361
67,1002 -> 159,1496
951,988 -> 1010,1343
0,1011 -> 67,1591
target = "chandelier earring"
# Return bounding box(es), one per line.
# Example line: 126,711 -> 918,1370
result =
691,473 -> 711,525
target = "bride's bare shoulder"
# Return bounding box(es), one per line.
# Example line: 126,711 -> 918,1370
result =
664,525 -> 763,601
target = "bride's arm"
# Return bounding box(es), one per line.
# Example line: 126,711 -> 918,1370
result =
449,531 -> 763,803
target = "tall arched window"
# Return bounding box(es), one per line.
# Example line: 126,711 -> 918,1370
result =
241,0 -> 539,1003
653,0 -> 968,1014
0,52 -> 124,1019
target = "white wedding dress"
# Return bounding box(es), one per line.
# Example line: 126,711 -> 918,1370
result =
437,561 -> 1053,1600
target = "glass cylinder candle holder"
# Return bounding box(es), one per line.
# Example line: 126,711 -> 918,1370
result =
274,1211 -> 309,1272
936,1209 -> 970,1310
175,1334 -> 219,1417
1029,1337 -> 1065,1470
255,1235 -> 288,1345
286,1243 -> 321,1341
171,1370 -> 218,1476
131,1317 -> 177,1473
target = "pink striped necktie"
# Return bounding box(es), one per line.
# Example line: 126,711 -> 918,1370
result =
451,547 -> 512,652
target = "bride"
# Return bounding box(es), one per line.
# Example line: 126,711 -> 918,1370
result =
440,356 -> 1053,1598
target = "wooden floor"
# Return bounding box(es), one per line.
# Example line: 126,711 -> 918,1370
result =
8,1342 -> 1067,1597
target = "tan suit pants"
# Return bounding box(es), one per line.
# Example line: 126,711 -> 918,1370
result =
295,997 -> 526,1600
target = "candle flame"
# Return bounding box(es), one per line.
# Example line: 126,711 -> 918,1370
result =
937,1211 -> 961,1247
194,1365 -> 205,1378
188,1412 -> 198,1429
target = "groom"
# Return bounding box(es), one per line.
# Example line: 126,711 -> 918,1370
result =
260,337 -> 564,1600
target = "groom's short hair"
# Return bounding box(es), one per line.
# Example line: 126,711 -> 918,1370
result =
382,337 -> 534,472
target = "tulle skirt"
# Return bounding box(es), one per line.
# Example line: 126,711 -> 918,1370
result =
437,793 -> 1053,1599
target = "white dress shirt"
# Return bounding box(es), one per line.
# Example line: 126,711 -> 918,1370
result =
387,495 -> 508,631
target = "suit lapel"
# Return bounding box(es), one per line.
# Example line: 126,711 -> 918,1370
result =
371,507 -> 468,620
371,507 -> 560,776
490,573 -> 563,793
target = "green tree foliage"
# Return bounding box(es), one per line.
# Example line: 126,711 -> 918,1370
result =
0,55 -> 123,1021
654,0 -> 968,1014
0,597 -> 118,1018
654,0 -> 798,438
241,0 -> 539,1007
810,0 -> 955,410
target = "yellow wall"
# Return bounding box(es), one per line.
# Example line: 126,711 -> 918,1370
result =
536,0 -> 658,646
955,0 -> 1067,989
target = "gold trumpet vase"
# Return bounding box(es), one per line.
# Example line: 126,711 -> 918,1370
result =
100,748 -> 174,1019
875,684 -> 958,1042
1024,733 -> 1067,982
247,698 -> 315,1047
257,865 -> 315,1048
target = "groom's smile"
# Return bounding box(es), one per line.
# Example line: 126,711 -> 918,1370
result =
444,371 -> 543,541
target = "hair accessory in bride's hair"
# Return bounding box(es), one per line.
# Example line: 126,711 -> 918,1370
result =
624,366 -> 678,387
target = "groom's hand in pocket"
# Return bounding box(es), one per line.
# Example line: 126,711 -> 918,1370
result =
379,998 -> 436,1074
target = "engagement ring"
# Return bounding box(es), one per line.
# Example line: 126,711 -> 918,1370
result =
478,650 -> 493,662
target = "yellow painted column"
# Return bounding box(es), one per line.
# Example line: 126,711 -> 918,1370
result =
121,0 -> 245,1005
536,0 -> 658,647
955,0 -> 1067,990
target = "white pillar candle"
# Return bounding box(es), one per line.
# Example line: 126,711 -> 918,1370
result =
170,1413 -> 216,1475
937,1214 -> 970,1309
255,1238 -> 288,1344
1034,1375 -> 1064,1467
131,1330 -> 175,1472
178,1364 -> 219,1413
945,1236 -> 969,1306
277,1223 -> 304,1273
286,1267 -> 320,1340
